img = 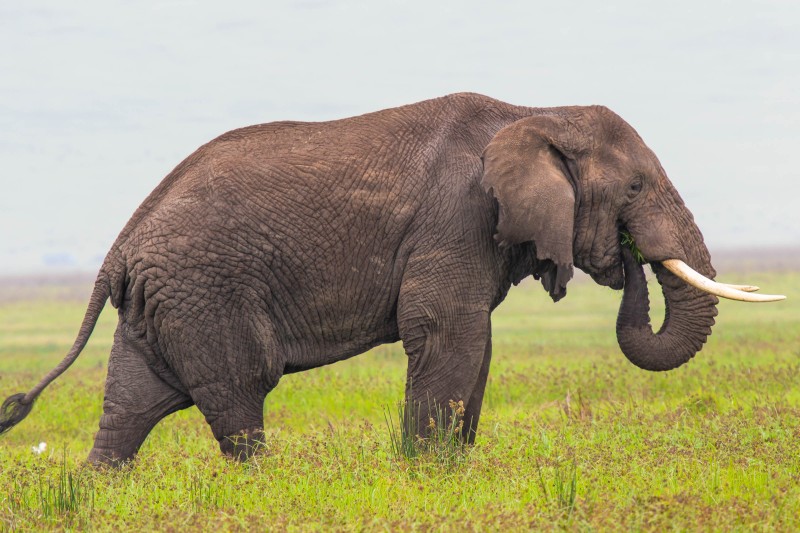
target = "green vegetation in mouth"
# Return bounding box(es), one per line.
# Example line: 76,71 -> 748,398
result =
620,230 -> 646,264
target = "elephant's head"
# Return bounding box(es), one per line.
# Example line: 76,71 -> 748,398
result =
482,107 -> 784,371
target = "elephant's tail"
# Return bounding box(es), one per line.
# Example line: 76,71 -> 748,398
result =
0,275 -> 111,436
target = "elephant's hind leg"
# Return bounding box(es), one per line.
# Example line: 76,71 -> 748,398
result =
195,391 -> 269,461
88,324 -> 193,467
188,364 -> 273,461
166,300 -> 282,461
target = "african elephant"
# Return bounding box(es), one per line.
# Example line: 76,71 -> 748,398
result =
0,93 -> 784,465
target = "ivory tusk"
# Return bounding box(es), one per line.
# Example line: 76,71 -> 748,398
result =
721,284 -> 759,292
661,259 -> 786,302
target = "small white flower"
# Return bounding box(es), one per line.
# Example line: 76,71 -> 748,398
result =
31,442 -> 47,455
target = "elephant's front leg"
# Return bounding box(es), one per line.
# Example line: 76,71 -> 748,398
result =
463,333 -> 492,444
399,304 -> 491,443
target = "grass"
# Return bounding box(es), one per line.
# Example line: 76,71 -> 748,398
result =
384,395 -> 468,467
620,230 -> 646,264
0,269 -> 798,530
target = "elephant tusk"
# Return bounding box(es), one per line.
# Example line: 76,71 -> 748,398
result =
720,283 -> 759,292
661,259 -> 786,302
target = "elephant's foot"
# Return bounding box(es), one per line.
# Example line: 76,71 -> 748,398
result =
87,446 -> 136,468
219,428 -> 266,461
86,420 -> 151,468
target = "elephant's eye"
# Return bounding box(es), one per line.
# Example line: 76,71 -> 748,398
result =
628,177 -> 643,198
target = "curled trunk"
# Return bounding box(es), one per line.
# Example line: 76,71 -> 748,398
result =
616,248 -> 718,371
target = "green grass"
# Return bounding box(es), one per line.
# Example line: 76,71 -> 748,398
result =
1,270 -> 798,530
620,230 -> 646,264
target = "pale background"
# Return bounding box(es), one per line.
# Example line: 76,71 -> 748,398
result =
1,1 -> 798,274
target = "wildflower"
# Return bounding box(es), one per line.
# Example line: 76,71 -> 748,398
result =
448,399 -> 465,417
31,442 -> 46,455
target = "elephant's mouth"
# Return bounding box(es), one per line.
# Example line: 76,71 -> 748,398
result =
609,227 -> 784,303
574,233 -> 625,289
588,264 -> 624,290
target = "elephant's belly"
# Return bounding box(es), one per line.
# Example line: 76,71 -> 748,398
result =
280,324 -> 401,374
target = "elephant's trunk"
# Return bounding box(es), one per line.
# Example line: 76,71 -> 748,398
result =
615,247 -> 719,371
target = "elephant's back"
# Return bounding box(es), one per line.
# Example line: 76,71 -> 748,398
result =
106,92 -> 504,321
114,91 -> 502,245
112,120 -> 415,322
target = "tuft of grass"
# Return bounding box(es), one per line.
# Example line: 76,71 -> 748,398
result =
620,230 -> 646,264
33,449 -> 95,526
537,457 -> 578,518
385,397 -> 468,468
384,398 -> 419,461
188,471 -> 220,512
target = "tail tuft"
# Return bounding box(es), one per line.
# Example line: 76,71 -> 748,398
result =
0,393 -> 34,436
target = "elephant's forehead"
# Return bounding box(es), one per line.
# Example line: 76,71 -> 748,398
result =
589,140 -> 660,176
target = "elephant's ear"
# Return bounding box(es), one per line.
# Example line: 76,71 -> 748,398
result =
481,115 -> 583,301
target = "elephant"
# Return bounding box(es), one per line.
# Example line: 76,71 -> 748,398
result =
0,93 -> 784,466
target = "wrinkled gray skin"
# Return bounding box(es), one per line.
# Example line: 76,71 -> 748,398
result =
1,93 -> 718,465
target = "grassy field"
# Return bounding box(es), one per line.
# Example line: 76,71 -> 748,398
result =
0,268 -> 798,530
